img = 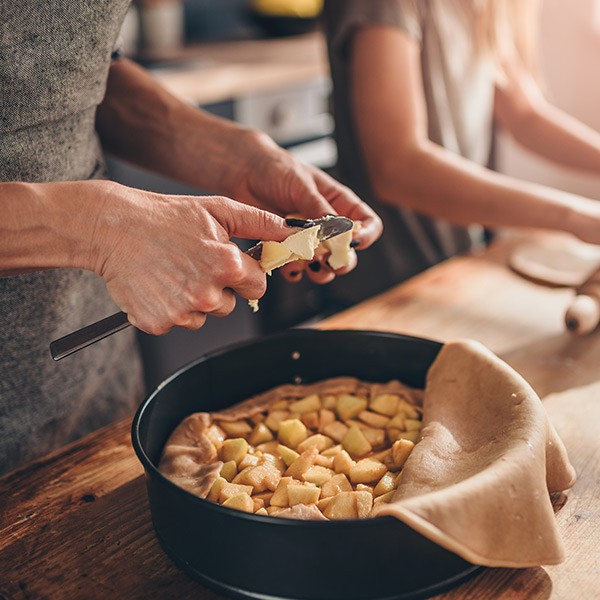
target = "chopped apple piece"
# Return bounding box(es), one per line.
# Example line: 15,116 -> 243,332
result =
267,506 -> 285,516
255,507 -> 269,516
260,452 -> 286,473
207,477 -> 227,502
289,394 -> 321,414
219,481 -> 254,503
256,441 -> 280,454
259,241 -> 294,272
238,453 -> 260,470
248,422 -> 274,446
278,419 -> 308,449
322,421 -> 349,443
320,472 -> 353,498
349,458 -> 387,485
317,496 -> 334,512
296,433 -> 334,453
356,483 -> 373,494
397,399 -> 420,419
355,491 -> 374,518
332,449 -> 355,476
404,418 -> 422,432
221,438 -> 249,465
358,410 -> 390,429
270,476 -> 294,507
361,427 -> 386,449
300,410 -> 320,430
371,448 -> 392,463
342,425 -> 372,458
233,463 -> 281,493
287,484 -> 321,506
374,472 -> 396,497
253,491 -> 274,506
397,429 -> 420,443
220,460 -> 238,482
253,497 -> 265,511
370,394 -> 399,416
277,444 -> 300,467
222,493 -> 254,513
336,394 -> 368,421
392,438 -> 415,469
318,409 -> 336,431
219,420 -> 253,438
264,410 -> 290,432
344,418 -> 369,430
386,414 -> 406,431
302,465 -> 335,486
270,399 -> 289,410
322,491 -> 358,520
373,490 -> 396,505
249,413 -> 265,425
314,454 -> 335,468
284,446 -> 319,479
205,424 -> 226,450
321,444 -> 343,457
322,394 -> 337,410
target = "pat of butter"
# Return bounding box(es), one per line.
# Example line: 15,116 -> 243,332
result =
281,225 -> 320,260
323,229 -> 354,270
260,241 -> 294,273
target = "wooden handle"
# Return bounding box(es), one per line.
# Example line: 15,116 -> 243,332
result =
565,295 -> 600,335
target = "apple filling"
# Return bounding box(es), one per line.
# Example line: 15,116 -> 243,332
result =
173,380 -> 423,520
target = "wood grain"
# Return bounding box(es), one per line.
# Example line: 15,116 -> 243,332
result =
1,235 -> 599,600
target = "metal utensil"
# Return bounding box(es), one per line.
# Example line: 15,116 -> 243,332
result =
49,216 -> 353,361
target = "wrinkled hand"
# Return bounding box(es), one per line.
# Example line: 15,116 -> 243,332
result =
231,132 -> 383,284
89,181 -> 292,335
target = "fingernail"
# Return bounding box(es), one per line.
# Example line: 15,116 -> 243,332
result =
285,217 -> 310,228
350,240 -> 361,248
308,261 -> 321,272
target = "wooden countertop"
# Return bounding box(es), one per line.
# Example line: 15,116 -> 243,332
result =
148,32 -> 329,105
2,234 -> 599,599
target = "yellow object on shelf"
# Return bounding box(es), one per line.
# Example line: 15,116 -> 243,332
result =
251,0 -> 323,18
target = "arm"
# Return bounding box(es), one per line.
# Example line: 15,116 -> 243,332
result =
96,58 -> 382,283
350,26 -> 600,244
0,179 -> 293,334
494,60 -> 600,173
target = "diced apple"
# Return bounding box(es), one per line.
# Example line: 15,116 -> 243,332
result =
221,438 -> 249,465
342,425 -> 372,458
371,448 -> 392,463
332,450 -> 355,476
270,399 -> 289,411
391,438 -> 415,469
256,441 -> 280,454
278,419 -> 308,449
266,506 -> 285,516
397,429 -> 420,443
220,460 -> 238,482
321,444 -> 343,457
255,507 -> 269,516
344,418 -> 368,430
318,409 -> 336,431
374,472 -> 396,497
314,454 -> 334,468
277,444 -> 300,467
404,418 -> 422,432
386,414 -> 406,431
336,394 -> 368,421
284,447 -> 319,479
317,496 -> 334,512
358,410 -> 390,429
397,399 -> 420,419
322,421 -> 349,443
205,424 -> 226,450
322,395 -> 337,410
355,491 -> 374,518
270,476 -> 294,507
222,493 -> 254,513
232,463 -> 281,493
370,394 -> 399,416
289,394 -> 321,414
349,458 -> 387,485
254,491 -> 274,506
253,497 -> 265,511
249,413 -> 265,425
356,484 -> 373,494
296,433 -> 334,453
238,453 -> 260,470
248,422 -> 274,446
264,410 -> 290,433
300,410 -> 320,430
302,465 -> 335,486
322,491 -> 358,520
287,484 -> 321,506
320,472 -> 353,498
219,420 -> 253,438
373,490 -> 396,505
207,477 -> 227,502
361,427 -> 386,449
260,452 -> 286,473
218,481 -> 254,503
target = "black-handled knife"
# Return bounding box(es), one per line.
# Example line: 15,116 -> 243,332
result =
49,216 -> 353,361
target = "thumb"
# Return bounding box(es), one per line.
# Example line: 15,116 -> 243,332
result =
212,197 -> 295,243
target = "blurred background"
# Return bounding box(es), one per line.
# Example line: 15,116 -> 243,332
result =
105,0 -> 600,390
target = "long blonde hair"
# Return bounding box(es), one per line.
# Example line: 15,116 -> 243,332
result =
468,0 -> 542,76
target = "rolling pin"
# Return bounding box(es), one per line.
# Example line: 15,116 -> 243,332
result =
565,267 -> 600,335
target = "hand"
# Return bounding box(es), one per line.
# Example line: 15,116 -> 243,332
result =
230,131 -> 382,284
88,181 -> 293,335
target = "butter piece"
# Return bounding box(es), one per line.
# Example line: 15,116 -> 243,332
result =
282,225 -> 320,260
324,229 -> 354,270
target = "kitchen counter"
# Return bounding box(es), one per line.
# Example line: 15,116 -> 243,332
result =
148,32 -> 329,106
1,234 -> 599,599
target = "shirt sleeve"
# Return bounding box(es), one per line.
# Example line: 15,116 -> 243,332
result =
323,0 -> 424,60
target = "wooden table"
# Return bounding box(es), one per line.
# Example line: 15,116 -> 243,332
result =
2,235 -> 599,599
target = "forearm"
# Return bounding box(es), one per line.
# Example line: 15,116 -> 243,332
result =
96,58 -> 258,197
371,140 -> 589,235
0,181 -> 100,276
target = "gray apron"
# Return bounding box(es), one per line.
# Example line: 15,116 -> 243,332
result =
0,0 -> 144,473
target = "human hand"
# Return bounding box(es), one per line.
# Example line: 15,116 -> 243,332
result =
88,181 -> 294,335
229,132 -> 382,284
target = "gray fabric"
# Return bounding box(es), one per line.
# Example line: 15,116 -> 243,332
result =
322,0 -> 492,305
0,0 -> 144,473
